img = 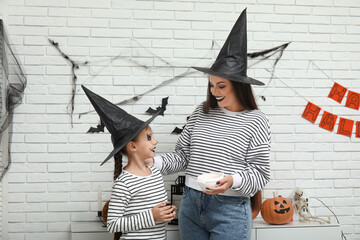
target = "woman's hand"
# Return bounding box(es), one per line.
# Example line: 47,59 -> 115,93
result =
152,202 -> 177,222
145,158 -> 154,167
203,175 -> 233,195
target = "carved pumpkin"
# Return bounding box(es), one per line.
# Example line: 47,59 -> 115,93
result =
251,190 -> 262,219
261,195 -> 294,224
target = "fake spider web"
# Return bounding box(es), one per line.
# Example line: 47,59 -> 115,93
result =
0,19 -> 27,181
48,38 -> 289,133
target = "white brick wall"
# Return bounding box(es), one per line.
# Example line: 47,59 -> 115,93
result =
1,0 -> 360,239
0,18 -> 3,240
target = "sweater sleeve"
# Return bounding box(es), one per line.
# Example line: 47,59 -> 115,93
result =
155,104 -> 202,175
231,114 -> 271,197
107,181 -> 156,233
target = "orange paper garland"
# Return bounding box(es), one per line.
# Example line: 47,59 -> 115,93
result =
345,90 -> 360,110
302,82 -> 360,138
337,118 -> 355,137
328,82 -> 347,104
319,111 -> 337,132
302,102 -> 321,123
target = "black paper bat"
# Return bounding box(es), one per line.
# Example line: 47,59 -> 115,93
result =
87,120 -> 105,133
172,116 -> 190,134
87,97 -> 169,133
172,127 -> 184,134
146,97 -> 169,116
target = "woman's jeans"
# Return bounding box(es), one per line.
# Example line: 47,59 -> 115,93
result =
179,186 -> 252,240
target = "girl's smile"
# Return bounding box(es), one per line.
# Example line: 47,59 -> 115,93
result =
133,127 -> 158,159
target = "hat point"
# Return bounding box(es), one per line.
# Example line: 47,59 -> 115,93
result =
192,7 -> 264,85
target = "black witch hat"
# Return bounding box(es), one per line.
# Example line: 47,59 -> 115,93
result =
82,85 -> 168,166
192,8 -> 264,85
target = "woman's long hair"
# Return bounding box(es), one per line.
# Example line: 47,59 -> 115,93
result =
204,79 -> 258,113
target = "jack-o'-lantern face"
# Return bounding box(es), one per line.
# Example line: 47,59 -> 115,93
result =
274,199 -> 291,214
261,196 -> 294,225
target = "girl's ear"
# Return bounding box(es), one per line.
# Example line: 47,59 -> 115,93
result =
126,141 -> 137,152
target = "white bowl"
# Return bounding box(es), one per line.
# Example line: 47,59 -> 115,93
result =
196,172 -> 224,191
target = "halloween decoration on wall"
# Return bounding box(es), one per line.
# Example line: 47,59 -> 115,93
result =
302,79 -> 360,138
87,120 -> 105,133
48,38 -> 88,127
329,82 -> 360,111
302,102 -> 321,123
261,193 -> 294,225
248,42 -> 290,101
49,35 -> 289,133
319,111 -> 338,132
328,82 -> 347,104
0,20 -> 27,181
265,59 -> 360,138
345,90 -> 360,110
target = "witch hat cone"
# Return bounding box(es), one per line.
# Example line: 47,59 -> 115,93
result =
82,85 -> 168,165
192,8 -> 264,85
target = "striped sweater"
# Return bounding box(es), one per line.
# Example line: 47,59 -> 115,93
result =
154,104 -> 271,197
107,166 -> 168,239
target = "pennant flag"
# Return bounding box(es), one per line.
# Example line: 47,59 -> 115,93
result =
319,111 -> 337,132
302,102 -> 321,123
345,90 -> 360,110
328,82 -> 347,104
337,117 -> 354,137
302,81 -> 360,138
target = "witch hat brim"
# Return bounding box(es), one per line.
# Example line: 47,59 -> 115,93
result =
100,111 -> 161,166
99,97 -> 168,166
192,66 -> 264,85
192,8 -> 264,86
82,85 -> 168,166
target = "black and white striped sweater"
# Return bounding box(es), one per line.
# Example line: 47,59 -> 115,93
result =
107,166 -> 168,239
154,104 -> 271,197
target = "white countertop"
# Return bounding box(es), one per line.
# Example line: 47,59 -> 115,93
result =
71,221 -> 107,233
71,221 -> 179,233
252,218 -> 339,229
71,218 -> 339,233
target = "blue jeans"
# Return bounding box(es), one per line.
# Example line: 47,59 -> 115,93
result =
179,186 -> 252,240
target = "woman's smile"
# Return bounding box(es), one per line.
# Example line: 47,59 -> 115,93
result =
215,96 -> 225,102
209,75 -> 243,111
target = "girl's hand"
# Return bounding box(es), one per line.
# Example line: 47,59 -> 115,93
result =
152,202 -> 177,222
203,175 -> 233,195
145,158 -> 154,167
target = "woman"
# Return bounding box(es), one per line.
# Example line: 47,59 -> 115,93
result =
149,9 -> 270,240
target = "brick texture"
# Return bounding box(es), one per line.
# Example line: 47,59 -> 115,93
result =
0,1 -> 359,240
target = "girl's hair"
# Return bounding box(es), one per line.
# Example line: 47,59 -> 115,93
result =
112,126 -> 150,181
203,79 -> 258,113
113,150 -> 125,181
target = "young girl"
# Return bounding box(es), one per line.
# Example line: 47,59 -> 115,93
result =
82,86 -> 176,240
